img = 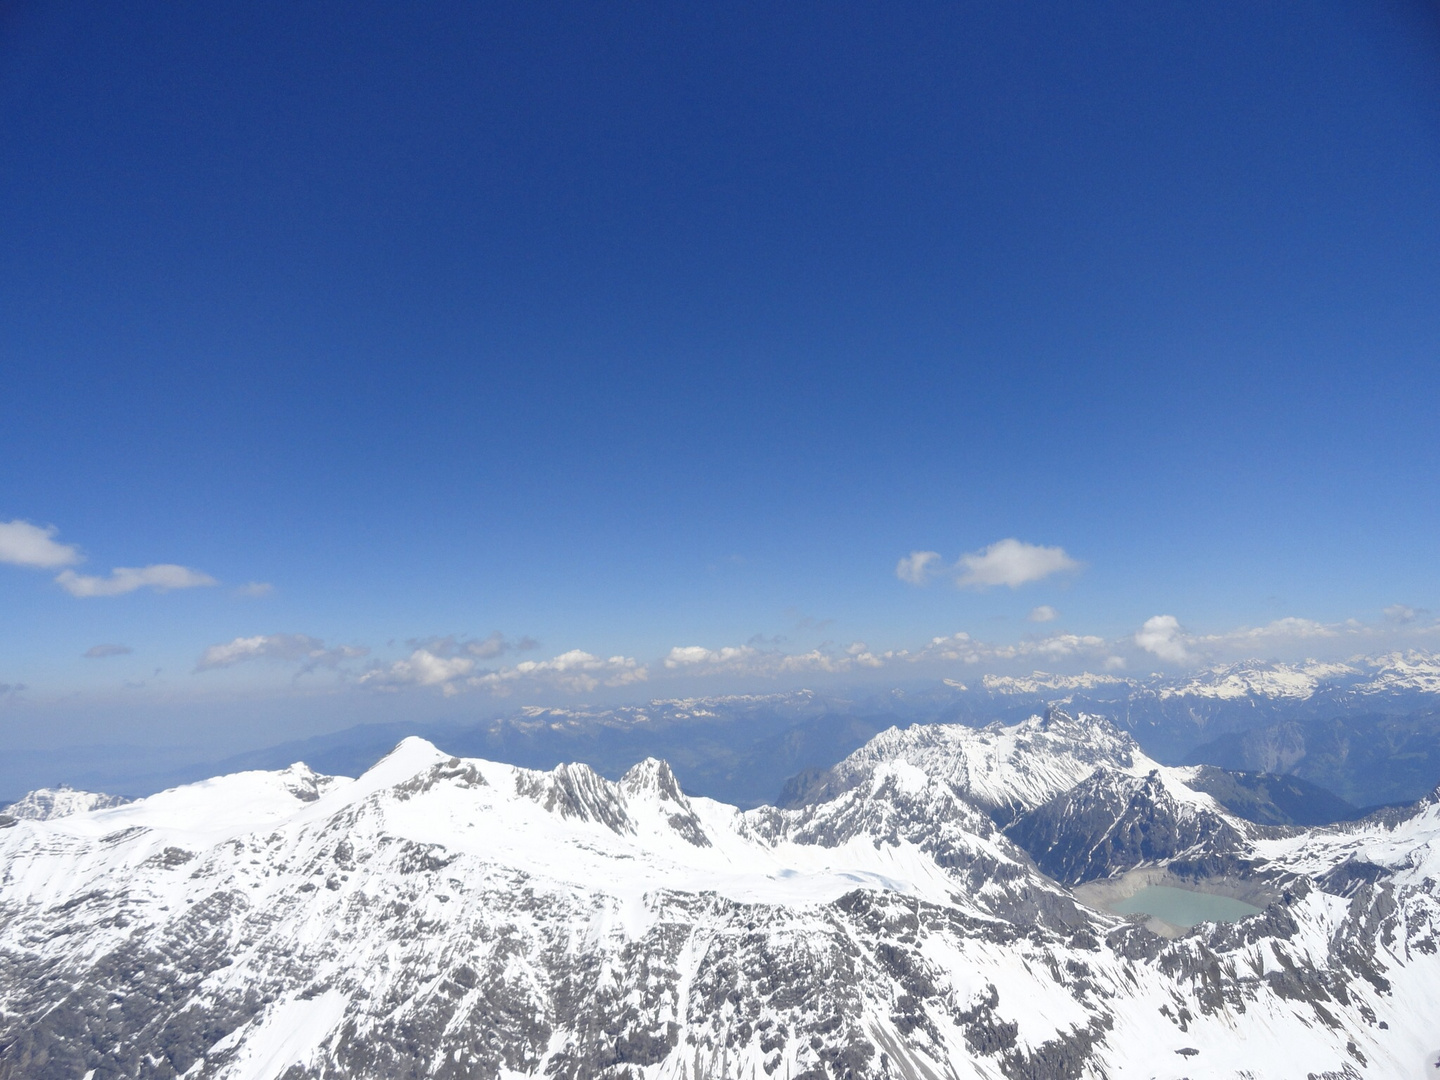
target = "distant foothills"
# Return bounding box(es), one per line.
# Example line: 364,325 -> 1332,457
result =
6,652 -> 1440,823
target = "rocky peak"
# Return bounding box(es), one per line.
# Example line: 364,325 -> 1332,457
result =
514,761 -> 633,835
619,757 -> 684,803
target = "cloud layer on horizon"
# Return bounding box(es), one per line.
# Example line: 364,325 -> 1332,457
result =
24,604 -> 1439,708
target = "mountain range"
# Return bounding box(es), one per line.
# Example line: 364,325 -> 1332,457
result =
10,652 -> 1439,821
2,710 -> 1438,1078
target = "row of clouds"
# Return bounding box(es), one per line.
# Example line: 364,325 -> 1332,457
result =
187,633 -> 649,697
0,520 -> 268,598
176,609 -> 1437,699
9,521 -> 1079,601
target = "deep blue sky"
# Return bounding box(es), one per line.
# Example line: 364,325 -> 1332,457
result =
3,1 -> 1439,747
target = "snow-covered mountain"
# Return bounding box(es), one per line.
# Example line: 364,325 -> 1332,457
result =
11,655 -> 1440,817
2,714 -> 1438,1079
0,785 -> 130,821
979,673 -> 1133,696
782,712 -> 1138,822
977,651 -> 1440,703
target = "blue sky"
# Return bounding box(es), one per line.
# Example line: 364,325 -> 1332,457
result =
2,1 -> 1439,749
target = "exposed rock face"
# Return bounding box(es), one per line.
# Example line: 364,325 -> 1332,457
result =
1,718 -> 1437,1079
1006,768 -> 1250,886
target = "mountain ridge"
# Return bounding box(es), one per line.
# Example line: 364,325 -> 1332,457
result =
8,653 -> 1440,814
3,712 -> 1439,1078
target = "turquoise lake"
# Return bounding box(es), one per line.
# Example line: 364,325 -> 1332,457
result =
1109,886 -> 1263,928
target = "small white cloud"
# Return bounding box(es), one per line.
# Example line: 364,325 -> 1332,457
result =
57,564 -> 217,597
1023,633 -> 1106,660
664,645 -> 759,668
197,634 -> 321,669
1135,615 -> 1189,662
235,582 -> 274,598
83,643 -> 133,659
196,633 -> 366,672
901,629 -> 1108,665
779,648 -> 872,673
1028,605 -> 1059,623
1208,617 -> 1338,643
381,649 -> 477,691
1195,617 -> 1348,652
660,641 -> 885,676
1127,613 -> 1388,666
1103,655 -> 1127,670
476,650 -> 647,693
0,520 -> 81,569
896,550 -> 943,585
955,539 -> 1079,590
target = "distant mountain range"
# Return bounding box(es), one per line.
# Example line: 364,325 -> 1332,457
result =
3,711 -> 1438,1078
6,651 -> 1440,818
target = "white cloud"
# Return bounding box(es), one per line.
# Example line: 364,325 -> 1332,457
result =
664,645 -> 759,668
362,647 -> 646,696
843,641 -> 883,668
955,539 -> 1080,590
1131,613 -> 1406,666
1028,605 -> 1059,623
363,649 -> 477,692
1021,633 -> 1107,660
1135,615 -> 1189,662
906,630 -> 1107,665
0,522 -> 229,598
474,650 -> 647,694
895,550 -> 943,585
196,634 -> 367,672
0,520 -> 81,569
83,643 -> 133,659
235,582 -> 274,598
57,564 -> 217,597
780,648 -> 877,673
1200,617 -> 1340,645
660,641 -> 886,677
